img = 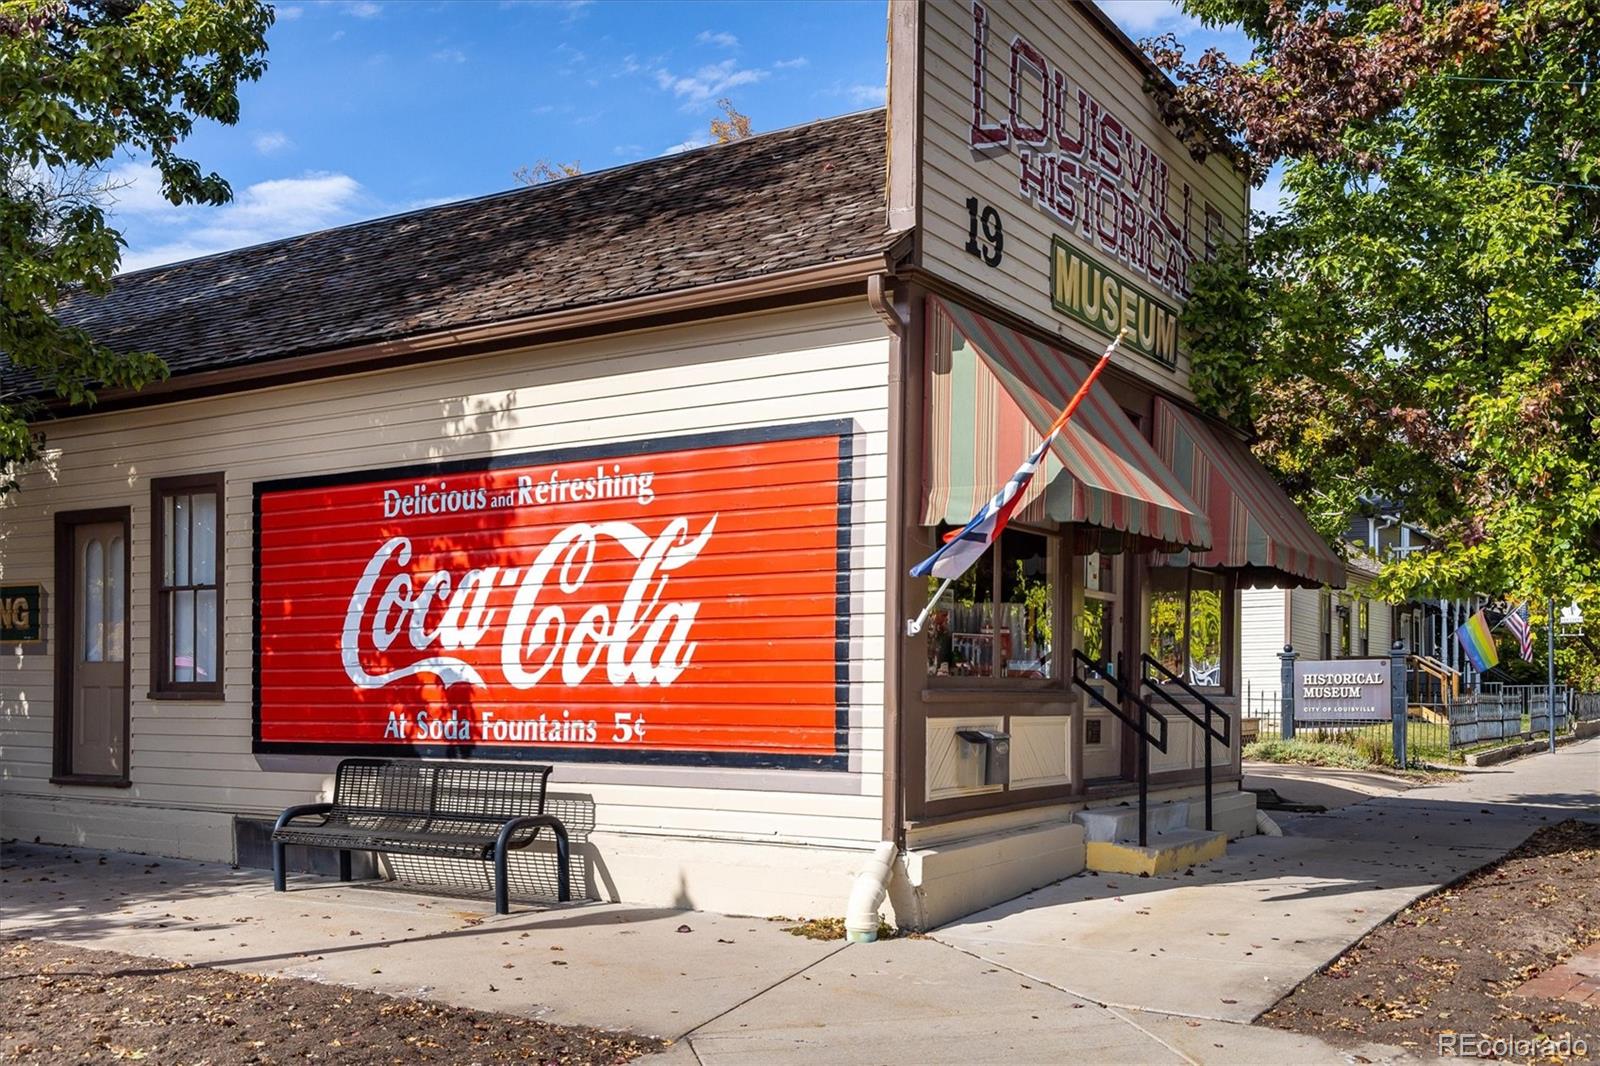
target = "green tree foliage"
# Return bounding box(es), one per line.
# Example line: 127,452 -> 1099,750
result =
0,0 -> 273,489
1149,0 -> 1600,627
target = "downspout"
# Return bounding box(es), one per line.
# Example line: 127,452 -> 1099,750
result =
867,270 -> 906,852
852,269 -> 907,941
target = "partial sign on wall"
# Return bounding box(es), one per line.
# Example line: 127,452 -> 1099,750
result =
0,584 -> 42,643
894,0 -> 1248,392
254,423 -> 853,769
1293,659 -> 1391,722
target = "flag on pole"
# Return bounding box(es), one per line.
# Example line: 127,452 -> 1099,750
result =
910,331 -> 1124,582
904,328 -> 1126,636
910,430 -> 1052,581
1503,604 -> 1534,661
1455,608 -> 1501,672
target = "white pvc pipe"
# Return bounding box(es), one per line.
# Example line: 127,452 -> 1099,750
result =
1256,810 -> 1283,837
844,841 -> 899,943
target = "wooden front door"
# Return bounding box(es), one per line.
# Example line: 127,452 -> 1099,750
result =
55,512 -> 129,782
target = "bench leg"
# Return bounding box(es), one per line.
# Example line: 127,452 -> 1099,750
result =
494,843 -> 510,916
553,825 -> 571,904
273,840 -> 286,892
338,850 -> 352,882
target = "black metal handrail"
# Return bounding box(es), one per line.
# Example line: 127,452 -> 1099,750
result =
1139,655 -> 1230,745
1140,653 -> 1234,832
1071,649 -> 1168,846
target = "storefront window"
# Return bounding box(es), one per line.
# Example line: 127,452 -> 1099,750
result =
1077,551 -> 1117,675
1145,568 -> 1224,688
1188,573 -> 1223,685
1147,568 -> 1186,677
926,527 -> 1057,679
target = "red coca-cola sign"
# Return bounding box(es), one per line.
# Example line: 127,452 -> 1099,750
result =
253,423 -> 851,768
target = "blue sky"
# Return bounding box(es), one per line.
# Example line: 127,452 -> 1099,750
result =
108,0 -> 1256,272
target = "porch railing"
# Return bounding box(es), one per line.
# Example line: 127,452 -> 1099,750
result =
1070,649 -> 1167,846
1140,654 -> 1231,832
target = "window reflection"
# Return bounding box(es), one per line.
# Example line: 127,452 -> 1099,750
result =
926,527 -> 1056,679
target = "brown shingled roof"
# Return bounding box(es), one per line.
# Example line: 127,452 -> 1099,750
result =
3,109 -> 888,398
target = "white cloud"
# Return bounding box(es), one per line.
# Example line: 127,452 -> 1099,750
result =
431,47 -> 466,63
274,4 -> 303,19
110,167 -> 367,273
696,30 -> 738,48
252,131 -> 292,155
103,162 -> 184,217
1097,0 -> 1198,34
613,143 -> 644,157
846,83 -> 887,107
557,0 -> 592,24
664,135 -> 711,155
344,1 -> 381,18
654,58 -> 767,106
773,57 -> 808,70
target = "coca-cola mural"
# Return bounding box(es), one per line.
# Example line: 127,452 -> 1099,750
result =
254,423 -> 852,768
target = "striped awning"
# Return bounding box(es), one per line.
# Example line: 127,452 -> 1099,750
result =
922,296 -> 1211,551
1152,397 -> 1345,588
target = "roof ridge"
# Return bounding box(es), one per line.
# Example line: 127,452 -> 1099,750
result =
109,107 -> 887,283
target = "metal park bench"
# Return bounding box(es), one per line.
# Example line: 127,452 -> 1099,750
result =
271,758 -> 571,914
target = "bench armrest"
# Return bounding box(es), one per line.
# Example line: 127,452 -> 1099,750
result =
273,803 -> 334,835
492,815 -> 571,907
494,814 -> 568,853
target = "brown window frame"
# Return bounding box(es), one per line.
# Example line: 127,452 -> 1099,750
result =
150,472 -> 226,699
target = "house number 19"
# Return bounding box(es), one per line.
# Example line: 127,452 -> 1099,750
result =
964,196 -> 1004,267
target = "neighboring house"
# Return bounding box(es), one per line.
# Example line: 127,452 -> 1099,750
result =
1240,510 -> 1486,715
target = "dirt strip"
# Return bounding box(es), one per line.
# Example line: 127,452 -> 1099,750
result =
1261,819 -> 1600,1063
0,937 -> 666,1064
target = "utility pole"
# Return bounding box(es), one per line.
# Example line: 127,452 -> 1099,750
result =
1548,595 -> 1558,754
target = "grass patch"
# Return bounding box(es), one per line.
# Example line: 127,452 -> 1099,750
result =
1244,736 -> 1452,779
770,916 -> 899,941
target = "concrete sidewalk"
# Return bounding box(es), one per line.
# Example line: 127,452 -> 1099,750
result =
1243,761 -> 1417,811
4,739 -> 1595,1064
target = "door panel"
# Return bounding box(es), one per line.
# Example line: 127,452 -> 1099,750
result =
66,519 -> 127,778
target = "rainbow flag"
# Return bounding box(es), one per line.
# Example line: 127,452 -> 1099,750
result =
1456,609 -> 1500,672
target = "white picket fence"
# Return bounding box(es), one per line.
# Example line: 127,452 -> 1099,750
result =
1448,685 -> 1573,748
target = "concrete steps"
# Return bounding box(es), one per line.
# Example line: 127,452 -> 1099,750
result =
1074,793 -> 1254,876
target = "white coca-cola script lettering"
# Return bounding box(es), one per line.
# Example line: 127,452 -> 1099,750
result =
340,516 -> 718,689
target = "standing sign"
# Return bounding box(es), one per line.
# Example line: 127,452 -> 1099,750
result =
254,423 -> 852,769
1293,659 -> 1391,722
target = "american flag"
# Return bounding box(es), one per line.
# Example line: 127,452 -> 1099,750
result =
1504,604 -> 1534,661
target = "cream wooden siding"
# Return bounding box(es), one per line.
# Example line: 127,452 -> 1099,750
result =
1288,586 -> 1324,661
0,302 -> 890,854
917,0 -> 1248,397
1239,587 -> 1287,706
1369,598 -> 1393,657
